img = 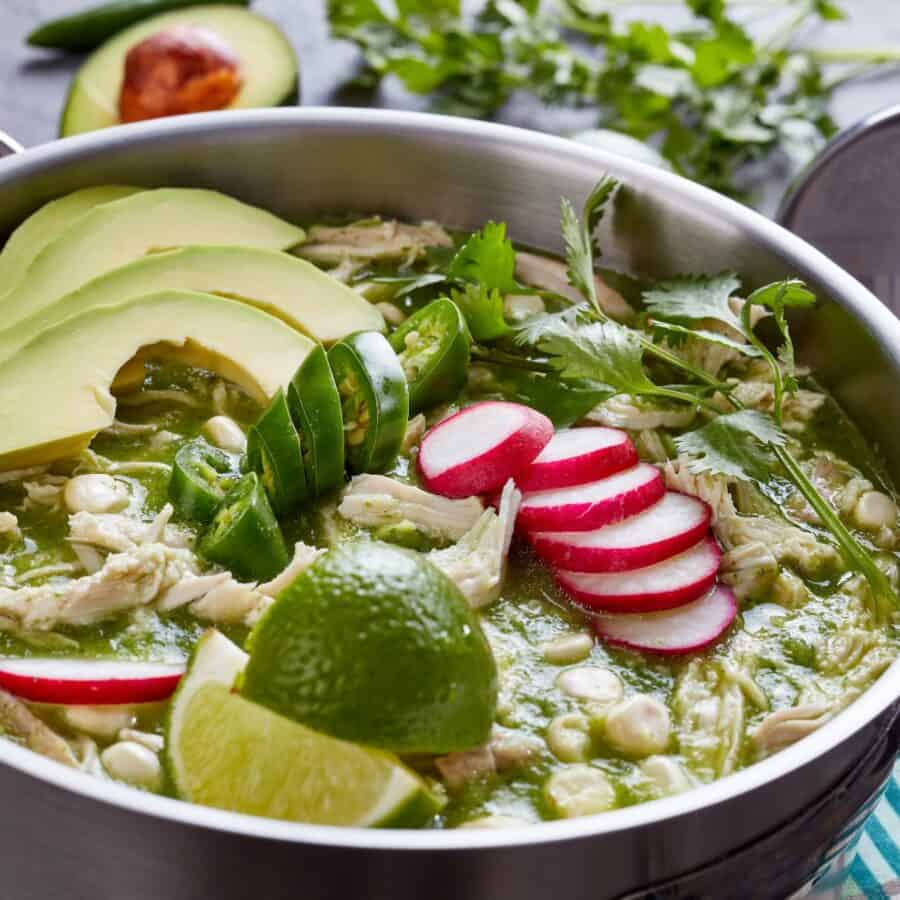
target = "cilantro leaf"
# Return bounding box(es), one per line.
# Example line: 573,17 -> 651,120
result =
516,307 -> 655,394
674,409 -> 786,482
448,222 -> 518,293
746,279 -> 816,314
561,176 -> 619,316
477,366 -> 612,427
329,0 -> 889,201
643,273 -> 742,330
651,319 -> 761,358
745,279 -> 816,394
451,284 -> 510,342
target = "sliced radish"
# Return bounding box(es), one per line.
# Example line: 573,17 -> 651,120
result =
417,401 -> 553,498
592,584 -> 738,655
518,463 -> 664,532
0,658 -> 185,705
556,537 -> 721,612
531,491 -> 711,572
515,427 -> 638,492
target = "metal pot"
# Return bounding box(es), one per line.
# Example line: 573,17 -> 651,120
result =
0,108 -> 897,900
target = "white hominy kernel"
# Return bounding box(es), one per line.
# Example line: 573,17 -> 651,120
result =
854,491 -> 897,531
543,765 -> 615,818
542,632 -> 594,665
557,666 -> 623,704
603,695 -> 671,758
202,416 -> 246,453
547,713 -> 593,763
100,741 -> 162,790
640,755 -> 693,795
64,475 -> 129,514
62,706 -> 136,741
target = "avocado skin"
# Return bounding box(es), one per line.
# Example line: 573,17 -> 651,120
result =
29,0 -> 250,51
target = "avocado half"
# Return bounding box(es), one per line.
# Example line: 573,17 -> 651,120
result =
60,5 -> 298,137
0,289 -> 315,470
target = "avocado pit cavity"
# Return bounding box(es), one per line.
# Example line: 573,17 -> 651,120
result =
118,25 -> 243,123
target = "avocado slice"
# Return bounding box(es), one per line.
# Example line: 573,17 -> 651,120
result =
0,185 -> 143,297
60,5 -> 298,137
0,289 -> 315,470
1,188 -> 305,331
0,246 -> 383,362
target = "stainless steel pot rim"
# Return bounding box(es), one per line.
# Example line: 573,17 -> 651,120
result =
1,107 -> 899,850
778,101 -> 900,227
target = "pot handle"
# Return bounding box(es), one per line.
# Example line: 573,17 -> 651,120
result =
0,130 -> 24,159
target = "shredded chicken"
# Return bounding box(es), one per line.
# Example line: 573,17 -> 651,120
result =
719,541 -> 778,601
69,504 -> 192,554
751,704 -> 831,756
401,414 -> 427,453
258,542 -> 326,596
435,745 -> 496,791
729,381 -> 825,433
673,660 -> 745,780
716,514 -> 839,577
101,419 -> 160,437
663,461 -> 737,523
0,690 -> 78,767
587,395 -> 695,431
663,298 -> 767,378
633,429 -> 669,463
0,465 -> 48,484
428,480 -> 521,609
338,475 -> 484,542
189,577 -> 267,627
21,477 -> 67,511
514,251 -> 634,322
0,543 -> 197,631
158,541 -> 324,627
0,512 -> 20,542
296,219 -> 452,266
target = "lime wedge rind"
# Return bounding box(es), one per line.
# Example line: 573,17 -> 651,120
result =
165,630 -> 440,828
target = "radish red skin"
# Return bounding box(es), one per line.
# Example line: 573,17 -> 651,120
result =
530,492 -> 711,572
515,427 -> 638,492
0,661 -> 184,705
418,401 -> 553,498
518,463 -> 664,532
592,584 -> 738,656
556,537 -> 721,612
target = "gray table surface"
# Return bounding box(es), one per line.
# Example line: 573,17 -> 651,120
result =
2,0 -> 899,208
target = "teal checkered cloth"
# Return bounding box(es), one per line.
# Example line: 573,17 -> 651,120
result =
843,761 -> 900,898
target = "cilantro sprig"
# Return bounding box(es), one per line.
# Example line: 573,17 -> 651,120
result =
519,179 -> 897,617
328,0 -> 900,199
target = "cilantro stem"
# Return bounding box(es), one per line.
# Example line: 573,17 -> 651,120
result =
645,386 -> 722,416
741,300 -> 785,425
774,445 -> 898,621
471,347 -> 555,373
809,48 -> 900,64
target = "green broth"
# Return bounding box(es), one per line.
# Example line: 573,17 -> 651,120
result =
0,227 -> 897,829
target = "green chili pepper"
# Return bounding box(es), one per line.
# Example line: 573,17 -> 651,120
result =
27,0 -> 249,51
168,439 -> 238,524
328,331 -> 410,474
246,388 -> 308,516
389,298 -> 471,415
198,472 -> 288,582
287,345 -> 345,497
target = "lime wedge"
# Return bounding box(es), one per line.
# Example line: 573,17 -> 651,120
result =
166,630 -> 441,827
240,541 -> 498,754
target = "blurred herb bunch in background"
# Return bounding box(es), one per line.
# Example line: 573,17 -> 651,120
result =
328,0 -> 900,199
